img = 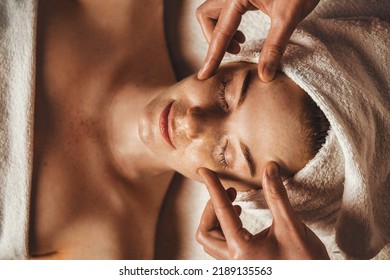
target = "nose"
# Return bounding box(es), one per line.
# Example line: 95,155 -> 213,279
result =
179,106 -> 208,140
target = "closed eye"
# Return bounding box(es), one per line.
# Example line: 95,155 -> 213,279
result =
218,79 -> 229,111
218,138 -> 229,168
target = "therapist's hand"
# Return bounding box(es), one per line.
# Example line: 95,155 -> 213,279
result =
196,162 -> 329,259
196,0 -> 320,82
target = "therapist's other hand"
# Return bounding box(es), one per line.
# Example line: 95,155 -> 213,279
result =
196,163 -> 329,259
196,0 -> 320,82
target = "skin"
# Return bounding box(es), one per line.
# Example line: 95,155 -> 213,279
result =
31,0 -> 176,259
30,0 -> 320,259
196,0 -> 320,81
139,62 -> 311,191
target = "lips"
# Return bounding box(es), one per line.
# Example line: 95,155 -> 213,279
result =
159,101 -> 175,148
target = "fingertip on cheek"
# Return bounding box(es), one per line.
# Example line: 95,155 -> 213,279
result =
197,167 -> 206,178
196,167 -> 209,184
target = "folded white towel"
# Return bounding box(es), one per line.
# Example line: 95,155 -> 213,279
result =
0,0 -> 37,259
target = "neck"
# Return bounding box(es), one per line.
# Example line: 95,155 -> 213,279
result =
84,0 -> 178,183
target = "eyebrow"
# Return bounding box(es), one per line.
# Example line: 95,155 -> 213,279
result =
239,142 -> 256,178
237,70 -> 252,108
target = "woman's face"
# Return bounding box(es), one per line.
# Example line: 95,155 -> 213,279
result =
139,62 -> 310,190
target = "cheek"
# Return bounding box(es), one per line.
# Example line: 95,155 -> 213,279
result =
169,140 -> 213,181
218,173 -> 261,191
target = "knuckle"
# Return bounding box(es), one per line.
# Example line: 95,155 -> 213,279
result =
264,180 -> 288,200
195,228 -> 206,244
232,0 -> 249,14
214,204 -> 235,217
195,6 -> 204,22
214,25 -> 232,38
267,186 -> 288,201
263,44 -> 284,61
195,2 -> 213,23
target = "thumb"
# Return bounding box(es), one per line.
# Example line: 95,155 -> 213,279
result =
262,162 -> 296,224
258,21 -> 295,82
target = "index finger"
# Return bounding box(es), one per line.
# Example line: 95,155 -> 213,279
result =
197,2 -> 246,80
198,168 -> 243,241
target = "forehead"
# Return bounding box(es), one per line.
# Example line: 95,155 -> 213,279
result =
218,62 -> 252,75
228,71 -> 310,187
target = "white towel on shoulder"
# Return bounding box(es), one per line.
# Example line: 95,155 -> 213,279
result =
0,0 -> 37,259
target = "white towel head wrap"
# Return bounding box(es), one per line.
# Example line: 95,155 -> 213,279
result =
228,16 -> 390,259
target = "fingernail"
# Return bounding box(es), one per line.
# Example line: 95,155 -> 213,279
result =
260,64 -> 276,82
266,163 -> 279,180
198,66 -> 206,80
226,187 -> 237,201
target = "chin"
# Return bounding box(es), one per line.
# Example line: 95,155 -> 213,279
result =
138,107 -> 155,147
